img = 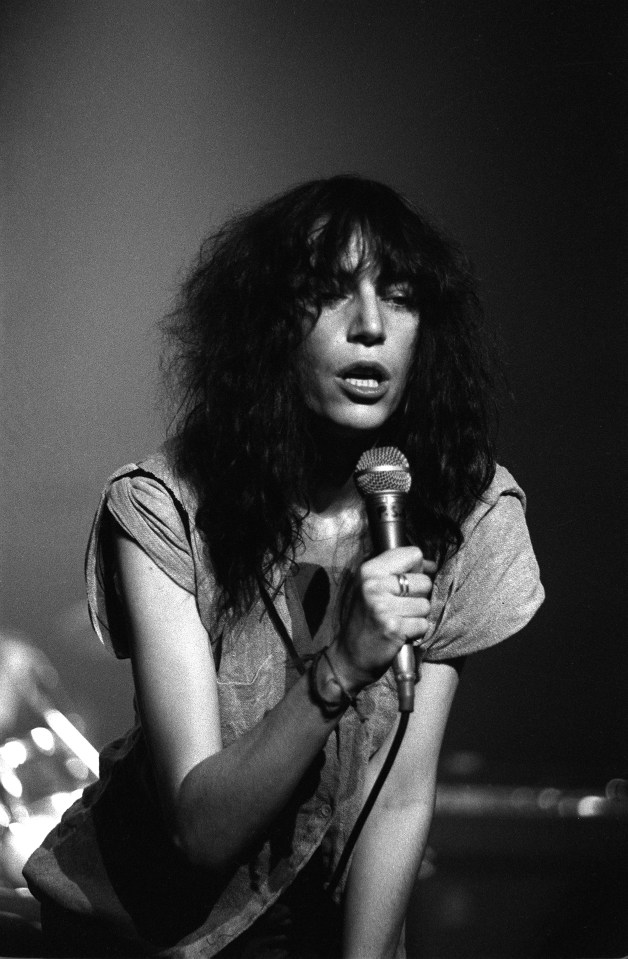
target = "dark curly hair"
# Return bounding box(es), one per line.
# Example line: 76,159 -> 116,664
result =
162,175 -> 497,620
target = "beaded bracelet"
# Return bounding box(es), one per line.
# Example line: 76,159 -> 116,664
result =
308,646 -> 357,718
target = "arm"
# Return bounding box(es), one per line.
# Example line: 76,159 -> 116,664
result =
112,526 -> 432,872
343,660 -> 460,959
114,526 -> 341,870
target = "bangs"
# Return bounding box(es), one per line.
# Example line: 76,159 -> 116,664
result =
301,179 -> 442,305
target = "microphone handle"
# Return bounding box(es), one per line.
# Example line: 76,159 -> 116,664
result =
364,492 -> 416,713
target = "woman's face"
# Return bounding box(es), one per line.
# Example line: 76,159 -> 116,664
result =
299,251 -> 420,438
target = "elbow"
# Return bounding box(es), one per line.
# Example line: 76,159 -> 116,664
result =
169,766 -> 235,872
171,762 -> 264,873
173,832 -> 233,873
172,824 -> 208,870
172,821 -> 236,873
172,808 -> 253,874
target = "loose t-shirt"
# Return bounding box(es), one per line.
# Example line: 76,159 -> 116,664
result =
24,451 -> 544,957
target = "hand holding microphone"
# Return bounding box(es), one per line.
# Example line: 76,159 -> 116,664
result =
353,447 -> 432,712
330,448 -> 432,712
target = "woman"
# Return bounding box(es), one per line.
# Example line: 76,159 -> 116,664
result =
24,175 -> 544,958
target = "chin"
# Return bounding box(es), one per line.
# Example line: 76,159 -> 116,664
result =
330,407 -> 393,436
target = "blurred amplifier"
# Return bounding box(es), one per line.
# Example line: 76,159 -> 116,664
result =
407,782 -> 628,958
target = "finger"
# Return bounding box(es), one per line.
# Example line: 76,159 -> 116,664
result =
400,616 -> 430,642
362,546 -> 423,577
396,597 -> 431,618
421,559 -> 437,575
388,573 -> 433,598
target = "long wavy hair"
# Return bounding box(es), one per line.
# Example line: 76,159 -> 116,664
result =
162,175 -> 498,619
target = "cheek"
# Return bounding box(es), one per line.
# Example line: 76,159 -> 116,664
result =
296,340 -> 326,410
298,325 -> 337,385
395,327 -> 419,386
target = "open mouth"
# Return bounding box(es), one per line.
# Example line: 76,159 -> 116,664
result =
344,375 -> 380,388
337,363 -> 390,400
339,363 -> 388,384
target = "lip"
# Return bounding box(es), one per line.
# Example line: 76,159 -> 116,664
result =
335,362 -> 391,402
338,361 -> 390,382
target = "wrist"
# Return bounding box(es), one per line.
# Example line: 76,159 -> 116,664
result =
308,646 -> 360,718
327,639 -> 377,696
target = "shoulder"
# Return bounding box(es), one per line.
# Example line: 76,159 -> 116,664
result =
127,447 -> 196,501
460,463 -> 526,540
486,463 -> 526,502
104,447 -> 199,522
423,463 -> 544,660
456,463 -> 538,583
86,448 -> 201,657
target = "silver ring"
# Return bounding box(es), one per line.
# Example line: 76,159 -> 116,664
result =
396,573 -> 410,597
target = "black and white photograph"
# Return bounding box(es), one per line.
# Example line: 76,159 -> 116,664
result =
1,2 -> 626,956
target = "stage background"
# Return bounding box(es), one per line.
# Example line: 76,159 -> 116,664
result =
1,1 -> 626,954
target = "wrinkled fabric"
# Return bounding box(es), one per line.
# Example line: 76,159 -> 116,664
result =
24,450 -> 544,957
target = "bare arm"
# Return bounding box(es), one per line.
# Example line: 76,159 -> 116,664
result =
112,525 -> 432,872
343,660 -> 460,959
114,527 -> 341,870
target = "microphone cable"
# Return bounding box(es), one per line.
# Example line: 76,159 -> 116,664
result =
326,707 -> 410,895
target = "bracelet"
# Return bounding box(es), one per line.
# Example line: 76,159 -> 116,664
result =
322,648 -> 358,709
308,647 -> 356,718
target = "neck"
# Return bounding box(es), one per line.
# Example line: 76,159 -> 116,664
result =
304,415 -> 378,515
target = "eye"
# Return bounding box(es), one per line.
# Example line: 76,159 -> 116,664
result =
317,279 -> 353,308
380,285 -> 416,311
319,292 -> 348,307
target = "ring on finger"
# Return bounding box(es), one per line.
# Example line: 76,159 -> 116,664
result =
396,573 -> 410,597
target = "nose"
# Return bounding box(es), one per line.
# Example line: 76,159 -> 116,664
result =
347,284 -> 385,344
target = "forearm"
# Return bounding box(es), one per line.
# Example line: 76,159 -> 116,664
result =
116,530 -> 437,877
341,660 -> 458,959
342,798 -> 435,959
174,653 -> 354,870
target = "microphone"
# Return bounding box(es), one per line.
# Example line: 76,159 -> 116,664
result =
354,447 -> 416,713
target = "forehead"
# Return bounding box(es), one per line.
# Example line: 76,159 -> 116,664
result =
309,225 -> 379,276
336,235 -> 412,289
305,215 -> 419,294
342,231 -> 371,273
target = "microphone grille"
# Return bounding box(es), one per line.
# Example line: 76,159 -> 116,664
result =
354,446 -> 412,496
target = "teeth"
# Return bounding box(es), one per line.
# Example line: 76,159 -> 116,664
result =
346,377 -> 379,388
